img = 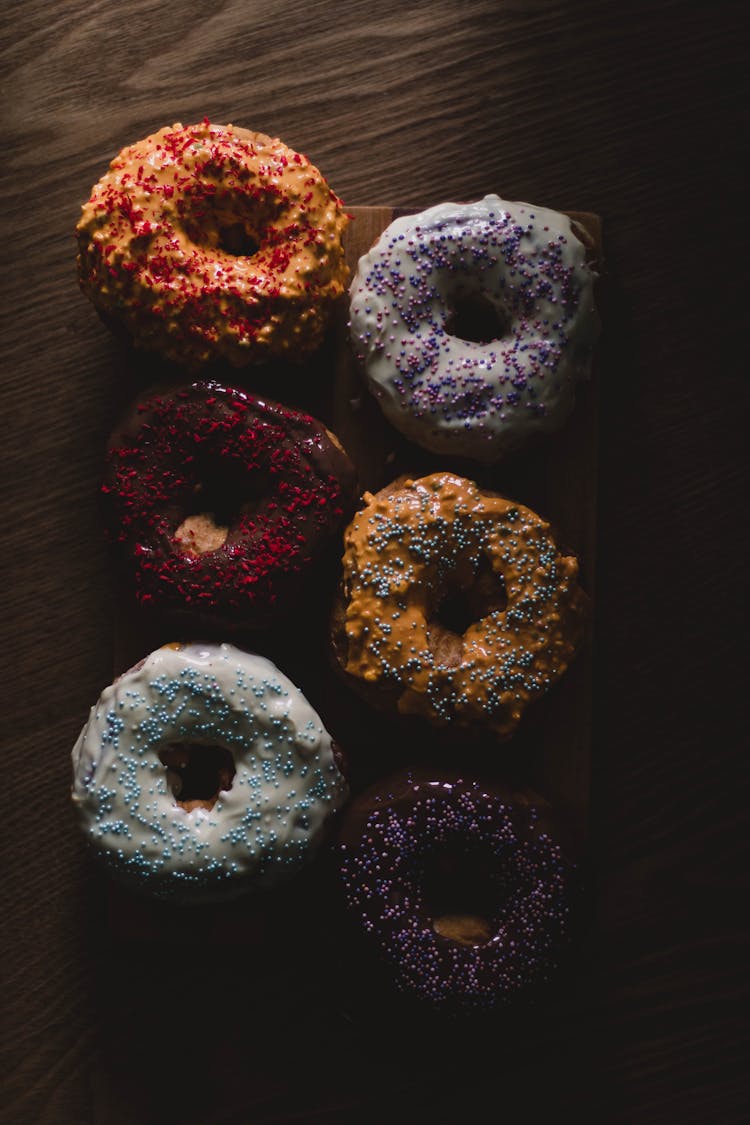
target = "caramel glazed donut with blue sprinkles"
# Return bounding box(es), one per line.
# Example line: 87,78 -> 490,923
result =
71,643 -> 348,901
331,473 -> 588,740
349,195 -> 599,463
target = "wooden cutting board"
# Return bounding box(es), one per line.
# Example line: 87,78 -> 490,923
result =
109,204 -> 602,938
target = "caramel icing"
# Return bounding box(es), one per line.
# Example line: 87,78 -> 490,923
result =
340,473 -> 588,738
77,121 -> 349,367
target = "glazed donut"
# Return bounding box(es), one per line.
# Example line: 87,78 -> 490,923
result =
339,769 -> 575,1010
349,195 -> 599,462
71,643 -> 348,901
76,120 -> 349,368
103,380 -> 358,628
331,472 -> 588,739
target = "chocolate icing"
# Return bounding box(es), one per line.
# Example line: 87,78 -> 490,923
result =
339,767 -> 576,1011
103,380 -> 358,627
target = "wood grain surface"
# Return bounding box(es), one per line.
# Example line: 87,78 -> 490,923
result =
2,3 -> 747,1124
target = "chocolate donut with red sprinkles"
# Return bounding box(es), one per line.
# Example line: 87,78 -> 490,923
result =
102,381 -> 358,628
338,768 -> 576,1013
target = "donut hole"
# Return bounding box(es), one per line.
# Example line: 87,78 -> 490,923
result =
445,291 -> 509,344
192,464 -> 271,525
174,513 -> 229,555
174,463 -> 271,554
183,196 -> 268,258
419,842 -> 505,947
159,743 -> 236,811
432,556 -> 508,640
217,221 -> 260,257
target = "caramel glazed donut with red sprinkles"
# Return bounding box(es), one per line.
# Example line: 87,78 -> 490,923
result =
76,121 -> 350,368
102,381 -> 358,628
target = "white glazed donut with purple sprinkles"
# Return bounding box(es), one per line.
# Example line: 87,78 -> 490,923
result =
349,195 -> 599,462
71,643 -> 348,901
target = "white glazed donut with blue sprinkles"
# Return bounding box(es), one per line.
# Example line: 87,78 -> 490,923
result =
349,195 -> 599,463
71,643 -> 348,901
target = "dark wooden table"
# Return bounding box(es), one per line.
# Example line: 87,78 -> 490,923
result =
2,3 -> 746,1122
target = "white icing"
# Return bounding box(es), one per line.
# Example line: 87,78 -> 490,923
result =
349,195 -> 599,463
71,643 -> 348,901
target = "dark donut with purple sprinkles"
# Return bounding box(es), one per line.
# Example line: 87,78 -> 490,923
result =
339,768 -> 575,1012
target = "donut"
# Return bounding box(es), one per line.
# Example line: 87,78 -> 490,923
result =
71,643 -> 348,901
102,380 -> 358,628
76,120 -> 349,368
331,472 -> 588,739
349,195 -> 599,462
339,769 -> 575,1011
